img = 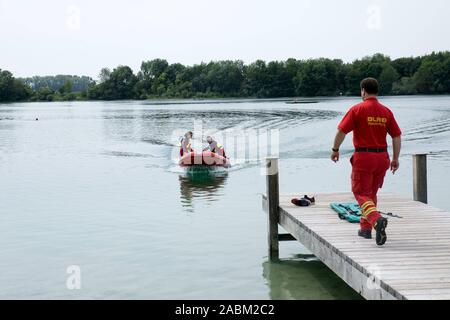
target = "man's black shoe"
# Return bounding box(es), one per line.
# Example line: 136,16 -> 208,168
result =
358,229 -> 372,239
375,217 -> 388,246
304,195 -> 315,204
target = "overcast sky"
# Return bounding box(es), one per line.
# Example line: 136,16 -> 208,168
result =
1,0 -> 449,79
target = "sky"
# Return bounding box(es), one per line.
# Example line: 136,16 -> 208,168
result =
1,0 -> 449,79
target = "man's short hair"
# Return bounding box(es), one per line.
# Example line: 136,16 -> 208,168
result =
360,78 -> 379,95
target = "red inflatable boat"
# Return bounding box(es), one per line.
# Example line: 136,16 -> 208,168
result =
179,151 -> 231,168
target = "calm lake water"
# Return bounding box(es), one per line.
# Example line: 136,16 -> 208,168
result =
1,96 -> 449,299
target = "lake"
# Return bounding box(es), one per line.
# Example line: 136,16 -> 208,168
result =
1,96 -> 449,299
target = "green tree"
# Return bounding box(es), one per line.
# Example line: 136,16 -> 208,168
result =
392,57 -> 421,78
345,54 -> 396,95
243,60 -> 270,97
392,77 -> 417,95
414,52 -> 450,94
89,66 -> 138,100
379,62 -> 399,95
20,75 -> 94,92
136,59 -> 170,97
58,80 -> 73,94
204,60 -> 244,96
295,59 -> 343,96
98,68 -> 111,83
33,86 -> 55,101
0,69 -> 32,102
263,61 -> 296,97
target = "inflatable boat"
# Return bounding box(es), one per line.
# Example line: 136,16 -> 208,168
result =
179,151 -> 231,168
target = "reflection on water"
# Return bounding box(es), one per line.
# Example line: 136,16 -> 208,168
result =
179,167 -> 229,211
262,255 -> 362,300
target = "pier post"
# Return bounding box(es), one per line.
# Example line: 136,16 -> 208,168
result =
266,157 -> 279,262
413,154 -> 428,204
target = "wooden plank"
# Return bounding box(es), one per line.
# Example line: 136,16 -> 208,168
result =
263,192 -> 450,300
277,206 -> 400,300
407,293 -> 450,300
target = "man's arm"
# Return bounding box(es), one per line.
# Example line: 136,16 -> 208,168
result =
331,130 -> 347,162
391,136 -> 401,174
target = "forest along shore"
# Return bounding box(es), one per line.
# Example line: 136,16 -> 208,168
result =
1,51 -> 449,103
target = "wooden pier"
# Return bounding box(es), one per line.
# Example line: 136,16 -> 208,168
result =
262,156 -> 450,300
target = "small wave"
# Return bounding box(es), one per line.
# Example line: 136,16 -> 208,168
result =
142,98 -> 324,106
429,150 -> 450,159
104,109 -> 339,125
403,114 -> 450,142
141,138 -> 175,147
167,158 -> 257,175
125,108 -> 341,151
102,151 -> 156,158
167,165 -> 189,174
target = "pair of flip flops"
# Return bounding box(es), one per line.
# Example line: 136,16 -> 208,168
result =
291,195 -> 316,207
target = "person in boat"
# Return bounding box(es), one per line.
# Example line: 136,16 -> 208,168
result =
180,131 -> 193,157
203,136 -> 226,158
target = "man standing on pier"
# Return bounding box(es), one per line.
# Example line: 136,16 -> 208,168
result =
331,78 -> 402,246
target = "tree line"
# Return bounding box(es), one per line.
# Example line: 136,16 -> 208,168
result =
20,75 -> 95,94
1,51 -> 449,103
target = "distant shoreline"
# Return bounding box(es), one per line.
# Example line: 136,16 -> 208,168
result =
2,94 -> 450,106
1,52 -> 449,103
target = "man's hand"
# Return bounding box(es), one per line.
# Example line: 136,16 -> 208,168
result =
331,130 -> 346,163
331,151 -> 340,163
391,159 -> 400,174
391,136 -> 401,175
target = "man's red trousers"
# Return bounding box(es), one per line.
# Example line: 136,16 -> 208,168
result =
351,152 -> 390,231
